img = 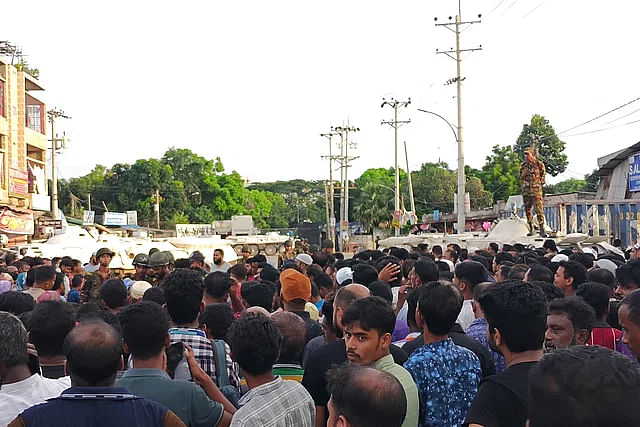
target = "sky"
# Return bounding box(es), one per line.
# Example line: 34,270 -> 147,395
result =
3,0 -> 640,186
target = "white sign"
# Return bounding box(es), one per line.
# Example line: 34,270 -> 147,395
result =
102,212 -> 128,226
126,211 -> 138,226
176,224 -> 216,238
31,194 -> 50,211
83,210 -> 95,225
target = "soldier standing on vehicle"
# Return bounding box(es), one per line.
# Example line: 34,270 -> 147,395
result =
83,247 -> 115,303
520,147 -> 548,237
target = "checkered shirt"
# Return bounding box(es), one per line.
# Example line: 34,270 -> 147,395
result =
169,327 -> 216,381
231,376 -> 315,427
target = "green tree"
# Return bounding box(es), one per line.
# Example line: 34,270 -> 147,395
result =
353,182 -> 396,232
476,145 -> 521,202
514,114 -> 568,176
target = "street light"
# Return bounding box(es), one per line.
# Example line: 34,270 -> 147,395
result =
416,108 -> 465,233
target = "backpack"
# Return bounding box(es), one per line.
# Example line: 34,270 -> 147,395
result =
212,339 -> 242,408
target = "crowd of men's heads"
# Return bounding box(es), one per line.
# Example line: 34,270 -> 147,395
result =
3,238 -> 640,427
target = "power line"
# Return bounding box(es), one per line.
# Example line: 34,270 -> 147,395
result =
558,96 -> 640,135
486,0 -> 507,18
521,0 -> 548,19
602,105 -> 640,125
563,118 -> 640,137
500,0 -> 519,17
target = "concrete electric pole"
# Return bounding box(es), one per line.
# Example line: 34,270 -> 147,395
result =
381,98 -> 411,237
333,125 -> 359,251
435,6 -> 481,233
47,108 -> 71,221
321,130 -> 340,246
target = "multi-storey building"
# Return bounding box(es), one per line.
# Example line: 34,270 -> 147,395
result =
0,57 -> 49,243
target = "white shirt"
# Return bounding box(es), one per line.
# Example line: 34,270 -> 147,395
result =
0,374 -> 70,425
456,299 -> 475,330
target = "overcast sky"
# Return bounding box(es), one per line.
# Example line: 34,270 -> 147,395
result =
3,0 -> 640,185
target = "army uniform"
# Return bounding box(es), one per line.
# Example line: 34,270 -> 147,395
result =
83,269 -> 116,303
520,152 -> 546,235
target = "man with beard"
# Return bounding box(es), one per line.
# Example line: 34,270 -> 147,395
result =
465,281 -> 547,427
342,296 -> 419,427
544,296 -> 595,353
210,249 -> 231,273
82,248 -> 116,303
131,253 -> 150,281
148,251 -> 173,286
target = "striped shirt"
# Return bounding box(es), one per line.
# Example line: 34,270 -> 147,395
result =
231,376 -> 315,427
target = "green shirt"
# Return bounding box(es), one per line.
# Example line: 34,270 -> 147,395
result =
374,354 -> 419,427
116,368 -> 223,427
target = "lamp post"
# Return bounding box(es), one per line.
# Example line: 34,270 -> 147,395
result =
416,108 -> 466,232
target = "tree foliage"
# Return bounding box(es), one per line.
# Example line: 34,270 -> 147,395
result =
61,148 -> 292,229
514,114 -> 568,176
474,145 -> 522,202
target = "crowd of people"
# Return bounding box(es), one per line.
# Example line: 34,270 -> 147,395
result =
1,238 -> 640,426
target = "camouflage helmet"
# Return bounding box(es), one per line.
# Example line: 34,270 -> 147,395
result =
95,247 -> 115,259
148,250 -> 173,268
132,253 -> 149,267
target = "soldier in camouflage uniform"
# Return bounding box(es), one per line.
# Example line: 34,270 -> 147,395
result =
520,147 -> 548,237
82,247 -> 116,303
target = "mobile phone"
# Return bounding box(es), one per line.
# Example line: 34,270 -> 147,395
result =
165,342 -> 192,381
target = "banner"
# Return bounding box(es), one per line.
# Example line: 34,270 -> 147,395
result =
629,154 -> 640,192
0,208 -> 34,235
176,224 -> 215,238
9,169 -> 28,198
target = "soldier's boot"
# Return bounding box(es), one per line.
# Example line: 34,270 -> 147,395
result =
527,222 -> 535,236
539,220 -> 548,238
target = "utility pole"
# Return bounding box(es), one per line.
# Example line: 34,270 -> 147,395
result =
404,141 -> 416,222
321,130 -> 339,245
333,124 -> 359,251
87,193 -> 91,211
381,98 -> 411,236
155,189 -> 160,229
435,4 -> 481,233
47,108 -> 71,221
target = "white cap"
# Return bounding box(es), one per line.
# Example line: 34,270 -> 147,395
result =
295,253 -> 313,266
595,259 -> 618,276
551,254 -> 569,263
582,247 -> 597,258
129,281 -> 152,299
336,267 -> 353,285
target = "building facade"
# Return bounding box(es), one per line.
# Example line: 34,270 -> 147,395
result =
0,57 -> 49,243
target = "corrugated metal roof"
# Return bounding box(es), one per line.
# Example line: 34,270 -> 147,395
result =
595,141 -> 640,176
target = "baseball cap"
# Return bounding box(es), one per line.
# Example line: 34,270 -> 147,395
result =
336,267 -> 353,286
130,281 -> 152,300
280,268 -> 311,302
295,253 -> 313,266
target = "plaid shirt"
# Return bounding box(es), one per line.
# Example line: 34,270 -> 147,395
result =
169,327 -> 216,381
231,376 -> 315,427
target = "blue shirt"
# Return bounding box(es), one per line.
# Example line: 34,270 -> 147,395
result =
465,318 -> 507,373
403,338 -> 481,427
67,289 -> 81,303
16,386 -> 172,427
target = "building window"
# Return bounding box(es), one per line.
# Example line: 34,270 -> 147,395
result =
26,104 -> 42,133
0,80 -> 4,117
